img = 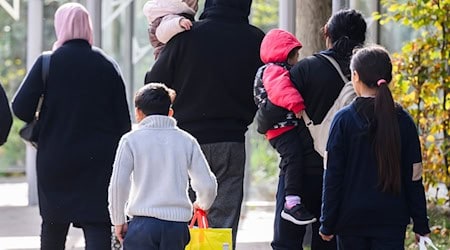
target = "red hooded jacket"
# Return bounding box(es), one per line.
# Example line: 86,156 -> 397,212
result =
260,29 -> 304,139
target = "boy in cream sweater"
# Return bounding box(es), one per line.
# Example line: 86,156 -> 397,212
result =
108,83 -> 217,249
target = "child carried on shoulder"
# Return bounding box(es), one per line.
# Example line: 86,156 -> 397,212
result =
143,0 -> 198,59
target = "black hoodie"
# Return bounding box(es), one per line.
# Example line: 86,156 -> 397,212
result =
200,0 -> 252,21
145,0 -> 264,144
0,83 -> 12,145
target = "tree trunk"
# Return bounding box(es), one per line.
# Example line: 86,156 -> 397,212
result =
296,0 -> 332,59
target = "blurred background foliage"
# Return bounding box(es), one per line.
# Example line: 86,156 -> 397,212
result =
0,1 -> 27,171
375,0 -> 450,192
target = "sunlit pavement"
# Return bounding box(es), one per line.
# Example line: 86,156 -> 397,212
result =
0,177 -> 274,250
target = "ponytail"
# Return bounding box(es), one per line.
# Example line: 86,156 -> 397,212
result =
325,9 -> 367,58
374,80 -> 402,194
332,36 -> 362,58
351,46 -> 402,195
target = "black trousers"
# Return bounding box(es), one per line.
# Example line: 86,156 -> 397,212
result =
337,235 -> 405,250
271,174 -> 337,250
269,127 -> 304,197
40,221 -> 111,250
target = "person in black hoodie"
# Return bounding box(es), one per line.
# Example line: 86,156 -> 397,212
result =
0,82 -> 12,146
145,0 -> 264,247
266,9 -> 367,250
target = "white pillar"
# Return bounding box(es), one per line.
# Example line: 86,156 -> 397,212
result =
332,0 -> 348,13
279,0 -> 296,34
121,1 -> 134,111
26,0 -> 43,206
366,1 -> 379,44
86,0 -> 102,47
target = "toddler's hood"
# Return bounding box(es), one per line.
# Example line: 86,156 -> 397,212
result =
260,29 -> 302,64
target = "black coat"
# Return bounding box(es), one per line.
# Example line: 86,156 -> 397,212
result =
12,39 -> 131,223
145,0 -> 265,144
0,83 -> 12,145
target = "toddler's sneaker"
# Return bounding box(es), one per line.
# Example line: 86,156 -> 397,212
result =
281,204 -> 317,225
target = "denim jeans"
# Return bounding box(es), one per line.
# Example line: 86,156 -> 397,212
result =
123,216 -> 190,250
40,221 -> 111,250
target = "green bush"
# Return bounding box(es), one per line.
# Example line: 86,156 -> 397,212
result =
374,0 -> 450,189
0,118 -> 26,174
405,205 -> 450,249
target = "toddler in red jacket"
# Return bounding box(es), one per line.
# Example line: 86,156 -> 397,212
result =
254,29 -> 316,225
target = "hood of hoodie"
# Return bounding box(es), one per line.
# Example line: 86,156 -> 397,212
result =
200,0 -> 252,21
215,0 -> 251,17
260,29 -> 302,64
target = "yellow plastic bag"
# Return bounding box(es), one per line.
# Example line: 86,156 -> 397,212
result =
186,227 -> 232,250
185,209 -> 232,250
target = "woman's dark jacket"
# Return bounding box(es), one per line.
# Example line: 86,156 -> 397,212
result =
257,50 -> 350,175
12,39 -> 131,223
0,83 -> 12,145
320,98 -> 430,238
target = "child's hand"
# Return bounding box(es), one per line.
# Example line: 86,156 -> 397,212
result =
114,223 -> 128,243
193,201 -> 209,213
193,202 -> 200,210
415,233 -> 430,243
179,18 -> 193,30
295,110 -> 303,119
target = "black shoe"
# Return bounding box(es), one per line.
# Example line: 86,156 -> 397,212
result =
281,204 -> 317,225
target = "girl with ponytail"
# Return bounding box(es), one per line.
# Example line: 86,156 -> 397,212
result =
319,45 -> 431,248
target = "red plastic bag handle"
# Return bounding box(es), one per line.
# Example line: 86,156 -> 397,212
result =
189,208 -> 209,228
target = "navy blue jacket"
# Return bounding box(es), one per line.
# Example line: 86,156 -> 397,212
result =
320,98 -> 430,238
0,83 -> 12,145
12,40 -> 131,223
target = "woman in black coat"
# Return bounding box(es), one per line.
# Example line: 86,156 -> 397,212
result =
12,3 -> 131,249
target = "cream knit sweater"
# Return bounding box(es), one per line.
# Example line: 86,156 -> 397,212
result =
108,115 -> 217,225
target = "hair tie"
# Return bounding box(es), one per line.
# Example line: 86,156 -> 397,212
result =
377,79 -> 387,86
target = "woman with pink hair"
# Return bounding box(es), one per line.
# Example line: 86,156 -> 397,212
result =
12,3 -> 131,249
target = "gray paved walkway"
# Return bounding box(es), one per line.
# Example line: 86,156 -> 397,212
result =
0,177 -> 274,250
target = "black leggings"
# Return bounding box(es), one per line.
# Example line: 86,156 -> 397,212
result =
40,221 -> 111,250
269,127 -> 304,196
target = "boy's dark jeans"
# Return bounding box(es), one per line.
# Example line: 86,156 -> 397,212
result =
269,127 -> 304,196
123,216 -> 189,249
